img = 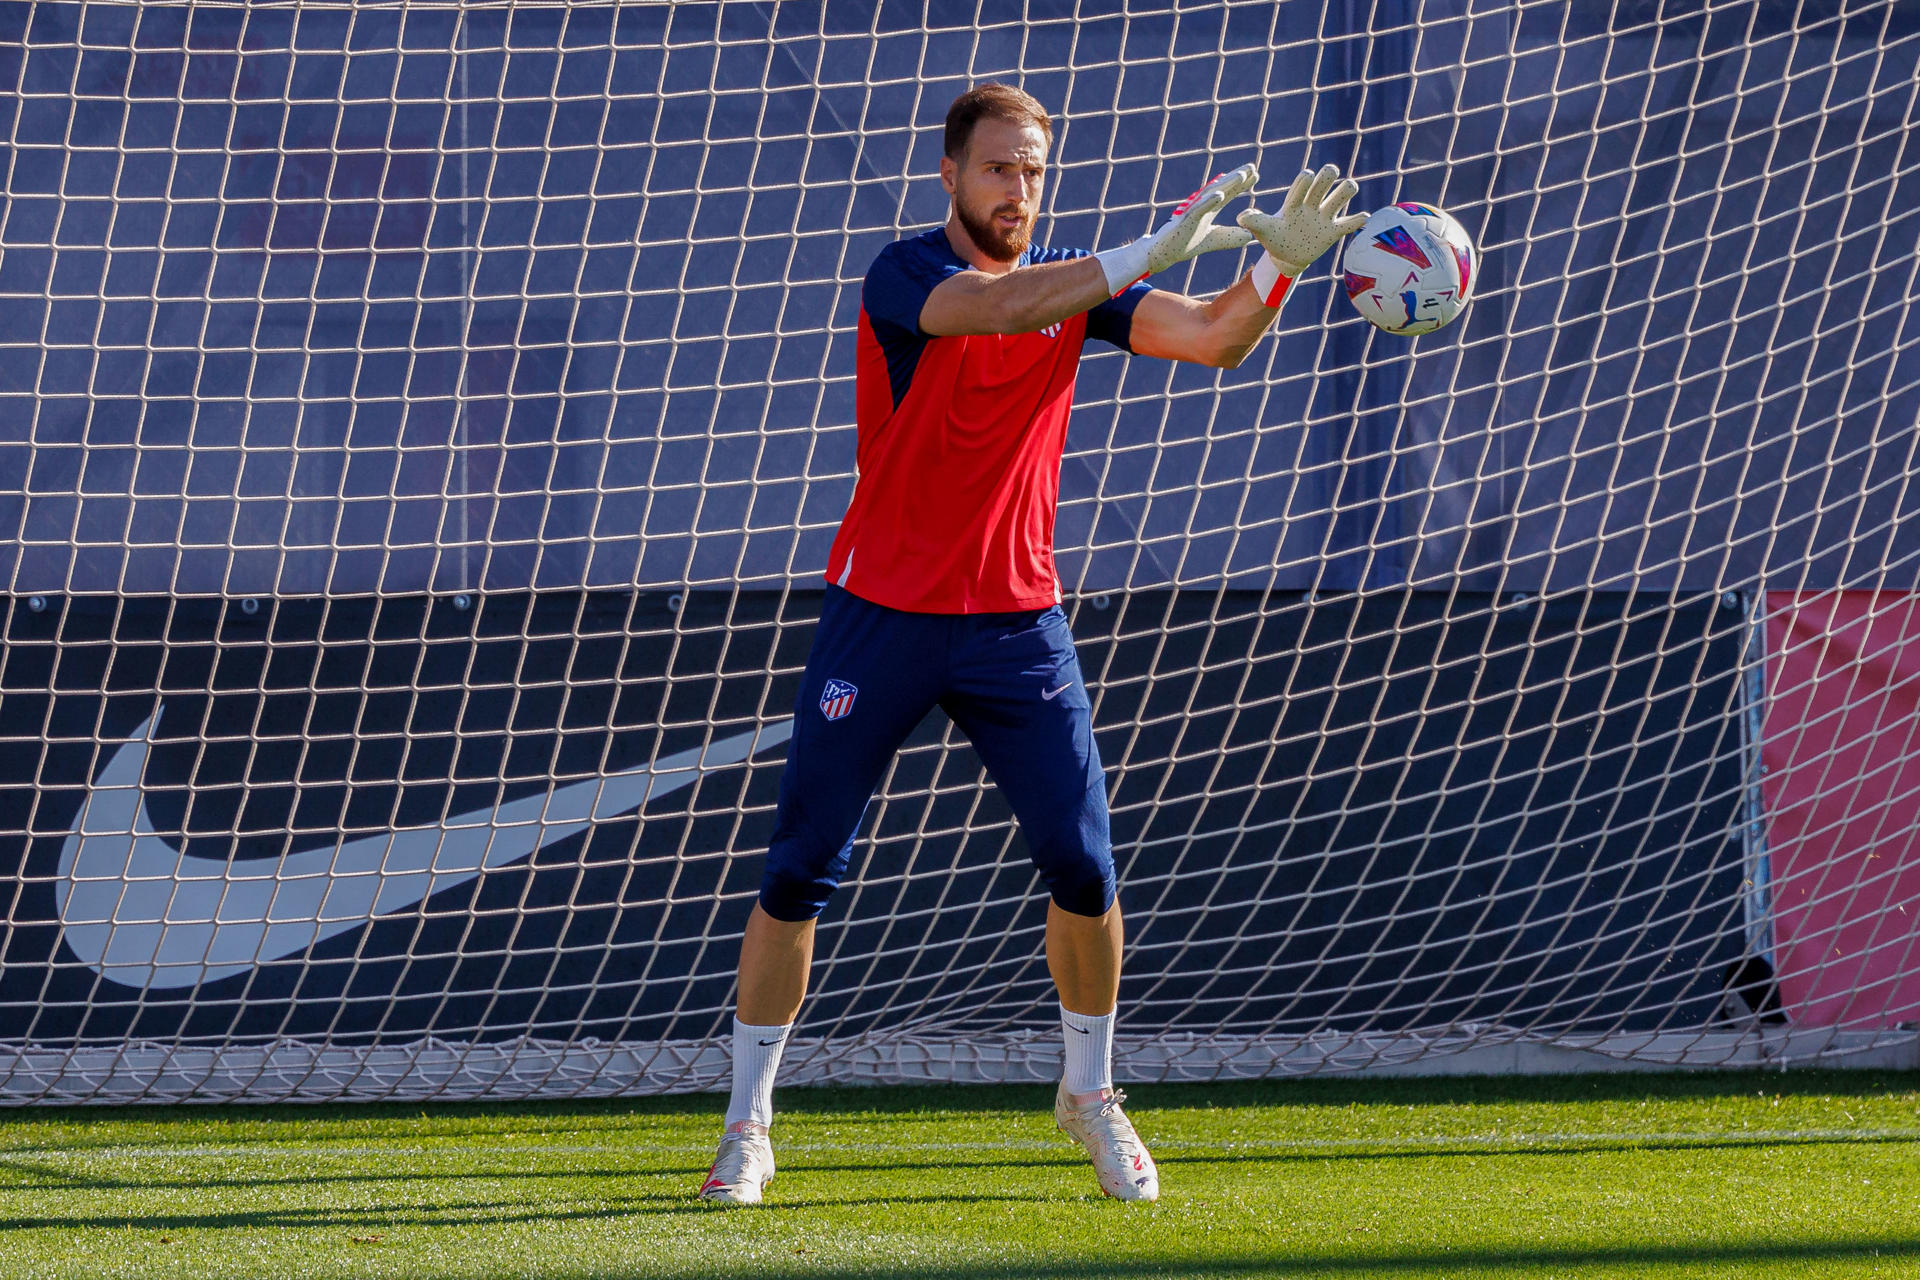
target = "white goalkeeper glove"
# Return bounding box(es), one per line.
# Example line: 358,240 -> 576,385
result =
1094,163 -> 1259,296
1235,163 -> 1369,307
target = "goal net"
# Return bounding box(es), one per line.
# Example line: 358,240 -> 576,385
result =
3,0 -> 1919,1104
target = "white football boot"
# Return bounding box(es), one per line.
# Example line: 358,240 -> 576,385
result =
1055,1083 -> 1160,1201
698,1123 -> 775,1205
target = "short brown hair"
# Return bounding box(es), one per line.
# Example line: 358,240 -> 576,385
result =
943,83 -> 1052,160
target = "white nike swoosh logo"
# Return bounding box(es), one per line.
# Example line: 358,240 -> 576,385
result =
56,713 -> 792,991
1042,682 -> 1072,700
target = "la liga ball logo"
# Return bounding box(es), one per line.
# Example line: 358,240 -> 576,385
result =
1341,201 -> 1479,337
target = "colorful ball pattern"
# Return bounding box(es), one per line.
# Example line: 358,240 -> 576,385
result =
1339,202 -> 1478,336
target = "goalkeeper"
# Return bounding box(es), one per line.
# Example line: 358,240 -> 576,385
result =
701,82 -> 1365,1205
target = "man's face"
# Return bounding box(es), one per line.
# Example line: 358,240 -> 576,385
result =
942,116 -> 1047,263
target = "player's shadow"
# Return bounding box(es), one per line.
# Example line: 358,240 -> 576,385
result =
4,1124 -> 1914,1196
0,1155 -> 663,1196
0,1188 -> 1045,1235
0,1067 -> 1902,1150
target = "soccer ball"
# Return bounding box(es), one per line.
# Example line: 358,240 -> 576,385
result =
1340,202 -> 1477,337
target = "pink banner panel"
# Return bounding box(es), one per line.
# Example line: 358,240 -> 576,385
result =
1763,591 -> 1920,1027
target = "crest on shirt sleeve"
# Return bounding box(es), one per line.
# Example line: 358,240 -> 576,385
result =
819,679 -> 859,721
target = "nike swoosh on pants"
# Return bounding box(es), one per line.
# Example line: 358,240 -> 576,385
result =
55,713 -> 792,991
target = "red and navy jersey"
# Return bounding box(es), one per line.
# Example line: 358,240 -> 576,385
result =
825,227 -> 1153,614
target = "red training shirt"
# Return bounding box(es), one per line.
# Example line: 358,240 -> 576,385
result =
824,227 -> 1152,613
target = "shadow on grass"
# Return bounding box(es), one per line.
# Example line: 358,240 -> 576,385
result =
0,1186 -> 1056,1233
1,1066 -> 1916,1143
2,1126 -> 1916,1195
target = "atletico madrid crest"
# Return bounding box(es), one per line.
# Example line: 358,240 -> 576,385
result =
819,678 -> 858,721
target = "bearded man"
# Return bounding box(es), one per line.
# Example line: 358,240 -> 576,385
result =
700,82 -> 1365,1205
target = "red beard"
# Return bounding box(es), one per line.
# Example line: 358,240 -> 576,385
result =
957,197 -> 1034,263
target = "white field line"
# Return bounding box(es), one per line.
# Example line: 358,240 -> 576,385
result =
4,1127 -> 1919,1163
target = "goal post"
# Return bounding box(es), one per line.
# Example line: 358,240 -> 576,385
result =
3,0 -> 1919,1104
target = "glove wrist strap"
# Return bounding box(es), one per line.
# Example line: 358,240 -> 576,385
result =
1095,239 -> 1152,297
1251,253 -> 1297,308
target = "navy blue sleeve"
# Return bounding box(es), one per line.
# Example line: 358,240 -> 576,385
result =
863,239 -> 969,339
1085,278 -> 1154,352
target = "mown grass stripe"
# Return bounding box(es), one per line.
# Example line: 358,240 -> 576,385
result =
5,1126 -> 1918,1162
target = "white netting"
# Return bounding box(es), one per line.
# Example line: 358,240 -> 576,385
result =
2,0 -> 1919,1104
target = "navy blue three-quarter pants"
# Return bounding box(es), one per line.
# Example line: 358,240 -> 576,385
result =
760,585 -> 1116,922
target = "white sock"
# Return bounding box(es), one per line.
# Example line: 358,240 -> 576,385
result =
1061,1005 -> 1115,1097
725,1016 -> 791,1128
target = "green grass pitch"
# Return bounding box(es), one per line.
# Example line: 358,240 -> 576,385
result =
1,1070 -> 1915,1279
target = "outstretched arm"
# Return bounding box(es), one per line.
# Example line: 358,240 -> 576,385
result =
919,166 -> 1257,338
1129,165 -> 1369,369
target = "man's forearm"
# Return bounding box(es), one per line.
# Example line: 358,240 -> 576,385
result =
1204,272 -> 1290,368
919,256 -> 1111,337
992,255 -> 1113,333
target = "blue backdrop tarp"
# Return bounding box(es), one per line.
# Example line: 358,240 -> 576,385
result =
2,1 -> 1915,596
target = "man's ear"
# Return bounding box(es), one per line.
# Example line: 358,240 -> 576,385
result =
939,153 -> 957,195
